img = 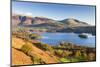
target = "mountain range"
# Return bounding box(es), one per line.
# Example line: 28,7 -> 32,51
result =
12,14 -> 95,35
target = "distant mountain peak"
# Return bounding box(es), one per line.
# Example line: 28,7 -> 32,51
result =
60,18 -> 89,27
61,18 -> 82,23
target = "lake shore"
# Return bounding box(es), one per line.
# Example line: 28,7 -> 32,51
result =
12,31 -> 96,66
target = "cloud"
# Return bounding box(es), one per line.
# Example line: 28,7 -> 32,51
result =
25,12 -> 33,16
12,11 -> 33,17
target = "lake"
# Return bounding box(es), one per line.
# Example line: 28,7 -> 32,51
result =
36,33 -> 95,47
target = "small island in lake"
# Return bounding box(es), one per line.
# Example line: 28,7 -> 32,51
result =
78,33 -> 88,38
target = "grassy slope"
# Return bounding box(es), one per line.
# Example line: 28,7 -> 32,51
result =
12,36 -> 58,65
12,48 -> 33,66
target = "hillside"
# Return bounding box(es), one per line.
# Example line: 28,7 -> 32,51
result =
12,14 -> 95,35
12,48 -> 33,66
12,15 -> 89,27
57,26 -> 96,35
60,18 -> 89,27
12,32 -> 96,66
12,36 -> 59,66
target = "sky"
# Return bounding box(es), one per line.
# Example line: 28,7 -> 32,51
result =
12,1 -> 96,25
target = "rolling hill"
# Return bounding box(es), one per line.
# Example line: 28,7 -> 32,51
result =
12,14 -> 95,35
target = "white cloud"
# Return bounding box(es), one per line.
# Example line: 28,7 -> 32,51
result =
25,12 -> 33,16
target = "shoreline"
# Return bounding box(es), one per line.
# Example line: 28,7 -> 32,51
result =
12,31 -> 96,66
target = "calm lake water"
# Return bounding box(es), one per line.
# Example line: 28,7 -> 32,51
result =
36,33 -> 95,47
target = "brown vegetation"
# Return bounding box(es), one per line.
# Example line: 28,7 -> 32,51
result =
12,36 -> 59,66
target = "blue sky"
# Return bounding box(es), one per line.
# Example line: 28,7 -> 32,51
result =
12,1 -> 96,25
